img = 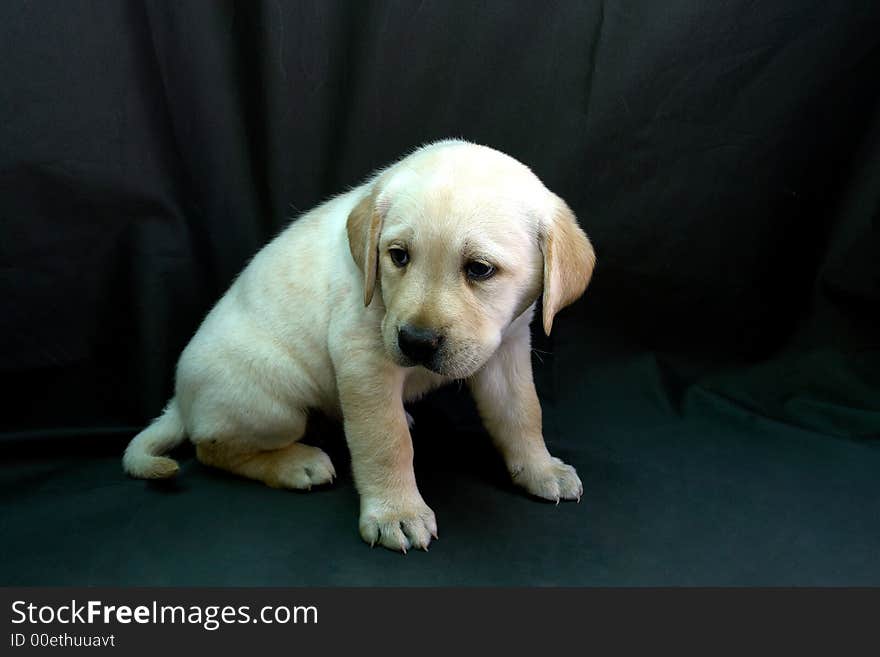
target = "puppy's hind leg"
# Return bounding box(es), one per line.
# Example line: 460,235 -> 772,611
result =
197,442 -> 336,490
194,412 -> 336,490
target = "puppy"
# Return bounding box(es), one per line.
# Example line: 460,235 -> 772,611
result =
123,140 -> 596,552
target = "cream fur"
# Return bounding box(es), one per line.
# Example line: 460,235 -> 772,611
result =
123,140 -> 596,552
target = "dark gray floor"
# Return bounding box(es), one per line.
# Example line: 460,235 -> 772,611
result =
3,352 -> 879,586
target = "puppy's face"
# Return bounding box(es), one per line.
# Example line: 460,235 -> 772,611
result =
348,142 -> 595,379
376,181 -> 542,378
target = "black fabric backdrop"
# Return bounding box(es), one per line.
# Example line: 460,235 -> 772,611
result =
1,1 -> 879,585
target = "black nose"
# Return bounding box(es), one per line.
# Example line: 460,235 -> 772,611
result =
398,325 -> 443,364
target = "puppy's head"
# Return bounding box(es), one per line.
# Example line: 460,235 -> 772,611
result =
347,141 -> 595,379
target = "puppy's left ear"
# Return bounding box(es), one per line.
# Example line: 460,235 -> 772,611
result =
347,190 -> 384,306
540,195 -> 596,335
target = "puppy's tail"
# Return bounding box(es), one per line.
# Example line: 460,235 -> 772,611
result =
123,399 -> 186,479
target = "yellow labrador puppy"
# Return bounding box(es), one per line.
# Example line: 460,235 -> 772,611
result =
123,140 -> 596,552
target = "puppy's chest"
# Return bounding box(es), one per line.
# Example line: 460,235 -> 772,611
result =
403,368 -> 450,403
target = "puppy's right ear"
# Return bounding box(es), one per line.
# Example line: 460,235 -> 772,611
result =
347,190 -> 384,306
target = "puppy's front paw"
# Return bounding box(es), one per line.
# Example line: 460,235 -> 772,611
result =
512,456 -> 583,503
359,494 -> 437,553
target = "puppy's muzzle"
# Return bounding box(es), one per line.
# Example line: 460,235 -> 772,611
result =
398,325 -> 444,367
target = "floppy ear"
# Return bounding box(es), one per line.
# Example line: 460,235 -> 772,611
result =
540,196 -> 596,335
347,190 -> 384,306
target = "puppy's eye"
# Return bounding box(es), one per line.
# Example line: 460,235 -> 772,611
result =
389,247 -> 409,267
465,260 -> 495,280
